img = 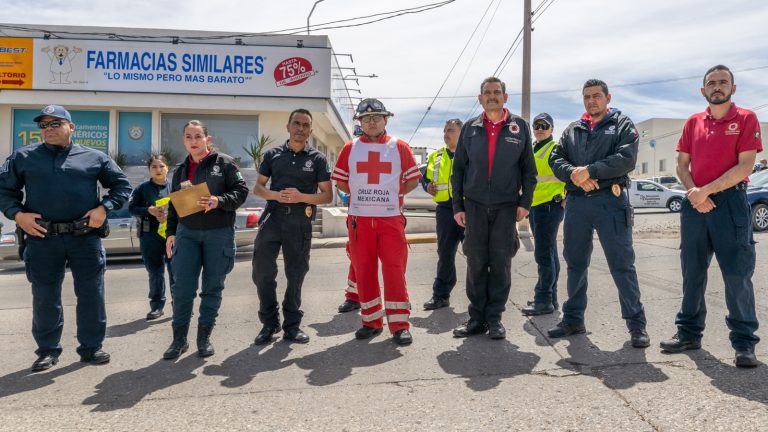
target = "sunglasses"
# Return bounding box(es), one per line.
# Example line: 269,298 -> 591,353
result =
38,120 -> 67,130
357,99 -> 384,113
533,123 -> 551,130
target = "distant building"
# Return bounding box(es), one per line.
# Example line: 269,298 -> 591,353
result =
633,117 -> 768,179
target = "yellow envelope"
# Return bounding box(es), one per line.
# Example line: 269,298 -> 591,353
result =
169,182 -> 211,218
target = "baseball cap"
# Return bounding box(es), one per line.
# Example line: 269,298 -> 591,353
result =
533,113 -> 553,128
33,105 -> 72,123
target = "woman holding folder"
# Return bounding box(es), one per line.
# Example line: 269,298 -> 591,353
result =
162,120 -> 248,360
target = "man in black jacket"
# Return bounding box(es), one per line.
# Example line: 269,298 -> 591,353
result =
547,79 -> 649,348
451,77 -> 537,340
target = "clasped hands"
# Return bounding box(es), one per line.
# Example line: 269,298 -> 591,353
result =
686,187 -> 715,213
570,166 -> 599,192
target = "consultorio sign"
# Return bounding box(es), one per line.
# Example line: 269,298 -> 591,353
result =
25,38 -> 331,97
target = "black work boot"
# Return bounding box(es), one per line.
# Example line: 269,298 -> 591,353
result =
163,325 -> 189,360
197,324 -> 215,357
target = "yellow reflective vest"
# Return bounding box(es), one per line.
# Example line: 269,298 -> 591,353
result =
532,139 -> 566,207
426,147 -> 454,203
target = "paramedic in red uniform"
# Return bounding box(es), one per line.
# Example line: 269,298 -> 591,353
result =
331,98 -> 421,346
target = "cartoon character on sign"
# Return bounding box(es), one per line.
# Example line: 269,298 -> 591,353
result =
41,45 -> 82,84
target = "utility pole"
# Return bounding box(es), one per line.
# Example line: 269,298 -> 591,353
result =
521,0 -> 532,122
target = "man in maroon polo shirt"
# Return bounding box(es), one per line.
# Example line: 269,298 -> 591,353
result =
450,76 -> 537,340
660,65 -> 763,368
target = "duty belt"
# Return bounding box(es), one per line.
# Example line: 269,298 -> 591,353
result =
270,203 -> 315,218
36,218 -> 90,237
571,184 -> 624,198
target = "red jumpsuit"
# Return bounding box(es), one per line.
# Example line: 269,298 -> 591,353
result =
344,242 -> 359,303
332,134 -> 421,333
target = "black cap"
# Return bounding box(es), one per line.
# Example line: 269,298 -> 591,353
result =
33,105 -> 72,123
533,112 -> 553,128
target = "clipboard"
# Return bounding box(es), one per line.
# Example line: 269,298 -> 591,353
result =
169,182 -> 211,218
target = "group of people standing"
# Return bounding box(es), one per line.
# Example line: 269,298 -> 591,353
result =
0,64 -> 761,373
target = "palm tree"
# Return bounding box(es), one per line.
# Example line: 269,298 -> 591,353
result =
242,134 -> 274,168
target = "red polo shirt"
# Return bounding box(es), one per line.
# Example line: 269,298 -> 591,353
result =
483,108 -> 509,177
676,103 -> 763,186
187,151 -> 212,182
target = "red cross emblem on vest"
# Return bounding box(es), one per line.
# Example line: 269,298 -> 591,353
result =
356,151 -> 392,184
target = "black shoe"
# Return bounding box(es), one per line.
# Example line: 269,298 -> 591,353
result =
284,328 -> 310,344
547,321 -> 586,338
254,326 -> 280,345
393,329 -> 413,346
197,324 -> 215,357
630,329 -> 650,348
163,325 -> 189,360
659,334 -> 701,353
338,300 -> 361,313
528,299 -> 559,310
522,302 -> 555,316
488,322 -> 507,340
735,348 -> 759,368
423,297 -> 450,310
80,349 -> 111,365
146,309 -> 164,320
31,355 -> 58,372
355,326 -> 383,340
453,320 -> 488,338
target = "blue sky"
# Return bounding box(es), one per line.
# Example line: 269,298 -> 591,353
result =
3,0 -> 767,149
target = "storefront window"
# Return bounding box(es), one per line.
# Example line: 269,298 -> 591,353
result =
160,113 -> 259,167
118,112 -> 152,166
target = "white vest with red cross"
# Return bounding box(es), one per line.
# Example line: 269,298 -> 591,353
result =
348,137 -> 402,217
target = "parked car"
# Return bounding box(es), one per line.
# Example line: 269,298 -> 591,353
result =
629,179 -> 685,212
747,171 -> 768,232
403,163 -> 437,211
0,206 -> 262,261
647,176 -> 684,191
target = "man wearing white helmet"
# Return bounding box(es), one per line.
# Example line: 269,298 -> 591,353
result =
331,98 -> 422,346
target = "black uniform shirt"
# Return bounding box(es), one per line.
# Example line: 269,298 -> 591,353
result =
259,141 -> 331,198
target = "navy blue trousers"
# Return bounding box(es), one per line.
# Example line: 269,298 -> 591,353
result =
676,189 -> 759,350
171,225 -> 235,327
432,204 -> 465,299
139,233 -> 174,311
562,191 -> 646,330
23,233 -> 106,358
529,201 -> 564,305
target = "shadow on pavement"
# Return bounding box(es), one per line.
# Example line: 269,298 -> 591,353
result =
555,334 -> 669,390
410,306 -> 469,335
0,361 -> 86,400
203,343 -> 294,388
293,337 -> 403,386
82,355 -> 205,412
308,312 -> 361,337
683,349 -> 768,404
106,317 -> 171,338
437,337 -> 540,391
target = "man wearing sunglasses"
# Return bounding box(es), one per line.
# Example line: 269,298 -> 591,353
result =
331,98 -> 422,346
0,104 -> 131,371
451,77 -> 537,340
521,113 -> 565,317
422,118 -> 465,311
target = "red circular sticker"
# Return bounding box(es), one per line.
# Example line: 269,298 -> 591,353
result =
274,57 -> 316,87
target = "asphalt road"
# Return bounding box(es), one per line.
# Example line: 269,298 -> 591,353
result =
0,221 -> 767,431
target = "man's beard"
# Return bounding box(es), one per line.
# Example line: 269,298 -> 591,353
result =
706,91 -> 732,105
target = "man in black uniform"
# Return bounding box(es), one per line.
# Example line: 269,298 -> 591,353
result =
451,77 -> 537,340
0,105 -> 131,371
548,79 -> 649,348
252,108 -> 333,345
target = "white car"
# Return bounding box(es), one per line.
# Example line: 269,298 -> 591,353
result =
629,180 -> 685,212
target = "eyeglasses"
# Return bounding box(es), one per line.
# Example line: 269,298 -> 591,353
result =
360,115 -> 385,124
38,120 -> 67,129
533,123 -> 551,130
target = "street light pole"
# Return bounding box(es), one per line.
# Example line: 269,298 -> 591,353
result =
521,0 -> 532,122
307,0 -> 325,35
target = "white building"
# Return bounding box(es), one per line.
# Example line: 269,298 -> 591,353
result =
633,117 -> 768,179
0,24 -> 356,224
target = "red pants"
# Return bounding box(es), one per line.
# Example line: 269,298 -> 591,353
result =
348,215 -> 410,333
345,242 -> 359,302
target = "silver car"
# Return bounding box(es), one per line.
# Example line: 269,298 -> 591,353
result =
629,180 -> 685,212
0,207 -> 261,261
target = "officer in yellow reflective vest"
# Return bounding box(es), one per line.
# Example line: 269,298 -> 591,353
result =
522,113 -> 566,316
423,118 -> 465,310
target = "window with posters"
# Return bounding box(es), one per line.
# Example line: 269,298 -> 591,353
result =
160,113 -> 259,168
12,108 -> 109,152
118,111 -> 152,166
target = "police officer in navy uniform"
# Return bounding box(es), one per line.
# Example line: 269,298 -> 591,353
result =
252,108 -> 332,345
0,105 -> 131,371
548,80 -> 650,348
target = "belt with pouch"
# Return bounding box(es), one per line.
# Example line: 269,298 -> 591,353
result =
36,217 -> 110,238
